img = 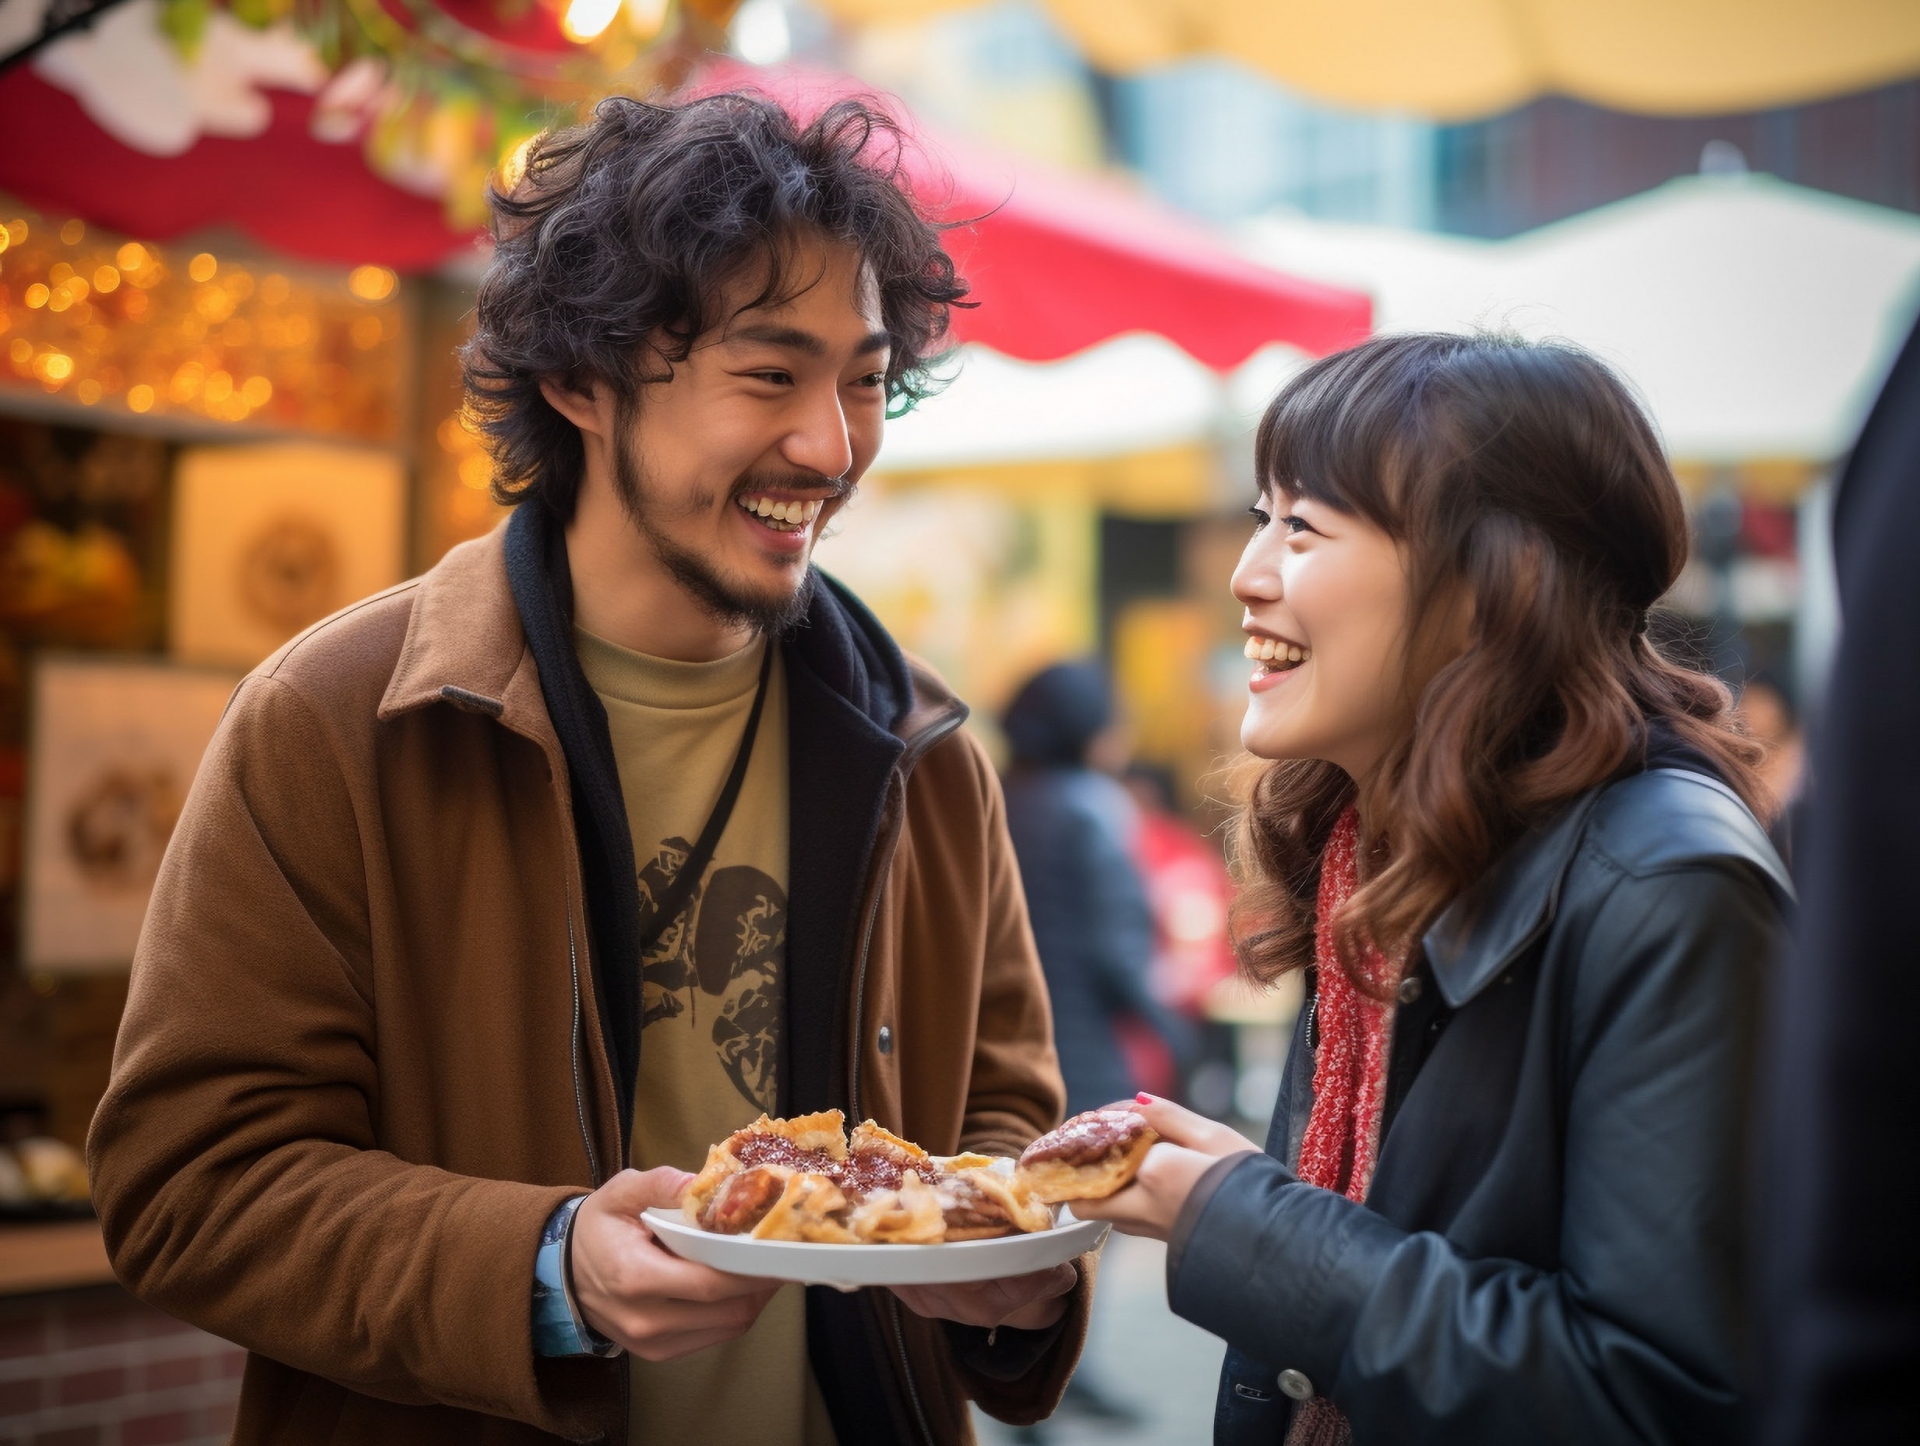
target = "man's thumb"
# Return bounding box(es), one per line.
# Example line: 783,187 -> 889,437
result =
596,1165 -> 695,1212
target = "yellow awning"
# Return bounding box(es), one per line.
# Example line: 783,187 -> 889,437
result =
817,0 -> 1920,119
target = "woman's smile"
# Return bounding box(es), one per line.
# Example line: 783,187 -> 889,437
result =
1244,631 -> 1313,693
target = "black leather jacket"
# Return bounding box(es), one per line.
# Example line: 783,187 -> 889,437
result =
1168,768 -> 1790,1445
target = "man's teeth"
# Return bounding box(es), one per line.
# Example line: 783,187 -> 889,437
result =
739,496 -> 824,528
1242,636 -> 1311,667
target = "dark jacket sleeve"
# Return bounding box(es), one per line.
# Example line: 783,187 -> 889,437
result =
1168,862 -> 1777,1445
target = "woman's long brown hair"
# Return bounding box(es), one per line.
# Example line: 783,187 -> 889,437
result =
1230,333 -> 1765,992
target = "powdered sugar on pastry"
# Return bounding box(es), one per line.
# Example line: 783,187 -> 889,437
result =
1015,1106 -> 1158,1203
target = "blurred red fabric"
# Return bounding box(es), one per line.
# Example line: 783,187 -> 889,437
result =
0,71 -> 477,272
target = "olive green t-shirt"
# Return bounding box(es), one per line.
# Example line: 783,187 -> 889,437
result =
575,627 -> 835,1446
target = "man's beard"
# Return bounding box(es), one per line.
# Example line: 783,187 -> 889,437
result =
610,433 -> 844,637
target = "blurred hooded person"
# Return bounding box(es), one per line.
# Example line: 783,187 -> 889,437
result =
1001,662 -> 1193,1115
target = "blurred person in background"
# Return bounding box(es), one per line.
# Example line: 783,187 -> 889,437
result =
1002,661 -> 1196,1119
1123,763 -> 1239,1109
1075,333 -> 1789,1445
1761,316 -> 1920,1444
1734,667 -> 1805,859
1122,763 -> 1238,1026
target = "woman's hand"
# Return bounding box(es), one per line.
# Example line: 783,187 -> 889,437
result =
1068,1095 -> 1263,1243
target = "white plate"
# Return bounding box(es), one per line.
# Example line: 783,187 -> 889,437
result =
643,1207 -> 1110,1291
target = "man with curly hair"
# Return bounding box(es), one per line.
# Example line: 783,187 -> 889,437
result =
89,93 -> 1088,1446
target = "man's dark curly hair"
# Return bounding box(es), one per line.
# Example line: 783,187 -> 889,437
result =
462,91 -> 969,519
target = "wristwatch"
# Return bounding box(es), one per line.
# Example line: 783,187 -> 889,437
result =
532,1195 -> 622,1358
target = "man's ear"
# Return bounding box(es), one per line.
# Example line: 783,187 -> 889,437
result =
539,375 -> 615,438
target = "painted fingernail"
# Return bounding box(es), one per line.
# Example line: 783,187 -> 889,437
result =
1135,1092 -> 1154,1104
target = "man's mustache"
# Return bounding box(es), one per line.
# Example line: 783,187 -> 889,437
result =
729,471 -> 856,501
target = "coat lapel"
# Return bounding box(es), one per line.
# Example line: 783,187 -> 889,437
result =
1421,791 -> 1602,1010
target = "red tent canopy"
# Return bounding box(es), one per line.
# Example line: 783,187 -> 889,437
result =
0,54 -> 1370,366
932,136 -> 1372,364
0,69 -> 478,273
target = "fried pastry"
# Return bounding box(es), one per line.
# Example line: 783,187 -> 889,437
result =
751,1171 -> 857,1244
701,1164 -> 790,1235
1016,1106 -> 1158,1203
681,1113 -> 1060,1243
935,1162 -> 1053,1240
842,1120 -> 940,1195
684,1110 -> 850,1227
846,1174 -> 946,1243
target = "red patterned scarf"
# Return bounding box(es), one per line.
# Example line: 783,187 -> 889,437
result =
1287,806 -> 1400,1446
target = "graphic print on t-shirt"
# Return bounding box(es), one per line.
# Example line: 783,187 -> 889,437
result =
637,835 -> 786,1111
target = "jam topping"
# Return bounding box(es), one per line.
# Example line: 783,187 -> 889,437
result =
1019,1107 -> 1149,1168
836,1151 -> 931,1196
704,1166 -> 786,1235
734,1134 -> 836,1175
733,1132 -> 935,1199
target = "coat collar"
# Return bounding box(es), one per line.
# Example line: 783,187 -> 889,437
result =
1421,766 -> 1792,1010
377,524 -> 559,748
1420,789 -> 1604,1010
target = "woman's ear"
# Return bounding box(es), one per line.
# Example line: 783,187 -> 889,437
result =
538,375 -> 615,438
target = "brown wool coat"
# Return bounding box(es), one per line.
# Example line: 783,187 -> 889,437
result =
87,527 -> 1089,1445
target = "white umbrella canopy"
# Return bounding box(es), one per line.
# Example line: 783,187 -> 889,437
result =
1237,174 -> 1920,462
871,331 -> 1228,472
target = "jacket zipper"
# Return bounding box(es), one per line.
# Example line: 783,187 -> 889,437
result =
846,704 -> 964,1446
565,882 -> 603,1187
888,1295 -> 937,1445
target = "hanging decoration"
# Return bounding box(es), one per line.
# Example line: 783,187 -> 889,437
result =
0,197 -> 408,439
1,0 -> 744,231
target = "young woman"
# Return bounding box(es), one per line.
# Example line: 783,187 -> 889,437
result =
1073,333 -> 1789,1445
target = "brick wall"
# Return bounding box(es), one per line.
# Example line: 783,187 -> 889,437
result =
0,1285 -> 242,1446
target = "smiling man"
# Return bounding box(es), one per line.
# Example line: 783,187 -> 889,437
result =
88,94 -> 1087,1446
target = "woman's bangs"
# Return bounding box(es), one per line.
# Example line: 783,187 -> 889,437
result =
1255,352 -> 1412,529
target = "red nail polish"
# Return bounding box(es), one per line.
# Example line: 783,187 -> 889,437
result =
1135,1092 -> 1154,1104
